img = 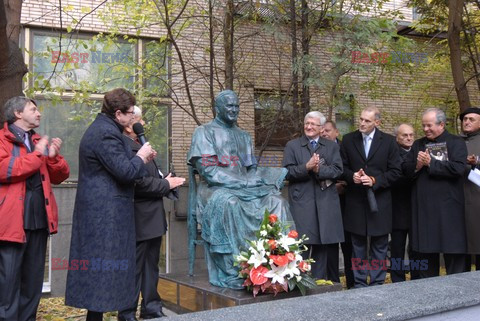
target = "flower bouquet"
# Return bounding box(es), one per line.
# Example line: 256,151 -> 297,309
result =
234,210 -> 317,297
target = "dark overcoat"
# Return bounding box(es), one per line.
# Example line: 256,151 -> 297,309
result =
463,131 -> 480,254
65,113 -> 145,312
340,129 -> 402,236
283,135 -> 344,245
403,130 -> 467,253
128,138 -> 175,242
391,146 -> 413,231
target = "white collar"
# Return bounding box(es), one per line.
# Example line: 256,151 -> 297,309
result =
362,128 -> 376,140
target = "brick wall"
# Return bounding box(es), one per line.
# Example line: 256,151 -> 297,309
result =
20,0 -> 480,178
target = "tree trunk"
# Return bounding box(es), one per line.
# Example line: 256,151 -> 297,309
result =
224,0 -> 234,90
448,0 -> 471,113
289,0 -> 299,124
0,0 -> 28,121
209,0 -> 215,116
301,0 -> 310,117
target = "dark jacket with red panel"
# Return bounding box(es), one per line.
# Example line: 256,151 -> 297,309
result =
0,122 -> 70,243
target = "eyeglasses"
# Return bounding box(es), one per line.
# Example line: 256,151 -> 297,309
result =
123,110 -> 135,115
304,122 -> 322,127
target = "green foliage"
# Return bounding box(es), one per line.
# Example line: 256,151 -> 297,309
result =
406,0 -> 480,116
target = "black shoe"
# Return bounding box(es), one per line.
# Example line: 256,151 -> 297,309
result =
117,314 -> 138,321
140,310 -> 166,319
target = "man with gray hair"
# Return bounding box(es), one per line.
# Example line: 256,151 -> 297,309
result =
283,111 -> 344,280
403,108 -> 467,277
390,123 -> 415,282
0,96 -> 69,320
340,107 -> 402,287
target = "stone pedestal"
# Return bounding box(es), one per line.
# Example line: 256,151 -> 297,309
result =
157,273 -> 342,314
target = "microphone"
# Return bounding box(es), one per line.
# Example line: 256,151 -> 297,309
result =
132,122 -> 147,145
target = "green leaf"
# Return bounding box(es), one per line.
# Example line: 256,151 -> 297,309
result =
297,282 -> 306,296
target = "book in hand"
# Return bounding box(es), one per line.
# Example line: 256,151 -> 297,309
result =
426,141 -> 448,161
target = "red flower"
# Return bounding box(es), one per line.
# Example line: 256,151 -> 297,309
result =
286,252 -> 295,262
249,266 -> 269,285
269,254 -> 289,267
267,239 -> 277,250
268,214 -> 278,224
288,230 -> 298,238
299,261 -> 311,272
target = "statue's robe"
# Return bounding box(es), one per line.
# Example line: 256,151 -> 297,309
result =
187,118 -> 292,289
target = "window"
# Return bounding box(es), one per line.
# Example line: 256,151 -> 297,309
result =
334,94 -> 355,136
140,100 -> 169,172
254,91 -> 301,148
37,98 -> 101,180
144,40 -> 169,97
27,29 -> 170,178
412,7 -> 420,21
31,31 -> 136,92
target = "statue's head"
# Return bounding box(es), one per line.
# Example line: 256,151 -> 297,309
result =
215,90 -> 239,126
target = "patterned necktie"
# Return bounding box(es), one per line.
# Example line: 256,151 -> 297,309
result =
310,140 -> 317,150
364,135 -> 371,157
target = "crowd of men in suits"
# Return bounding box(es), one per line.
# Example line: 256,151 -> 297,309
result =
284,106 -> 480,288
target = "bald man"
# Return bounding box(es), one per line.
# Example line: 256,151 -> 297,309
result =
390,124 -> 414,282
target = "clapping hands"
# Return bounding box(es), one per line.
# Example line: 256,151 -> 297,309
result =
34,135 -> 63,158
306,153 -> 320,173
416,149 -> 431,170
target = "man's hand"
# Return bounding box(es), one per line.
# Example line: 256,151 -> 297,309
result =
417,150 -> 431,170
34,135 -> 49,155
360,175 -> 374,187
306,153 -> 320,171
467,154 -> 478,166
48,138 -> 62,158
137,142 -> 156,164
353,168 -> 364,184
336,180 -> 347,195
165,173 -> 186,189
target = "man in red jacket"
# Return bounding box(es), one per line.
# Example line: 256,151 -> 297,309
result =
0,96 -> 69,321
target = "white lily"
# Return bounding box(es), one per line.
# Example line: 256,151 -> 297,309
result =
295,253 -> 303,262
247,248 -> 267,268
235,254 -> 249,262
277,234 -> 296,251
264,263 -> 287,284
284,260 -> 301,279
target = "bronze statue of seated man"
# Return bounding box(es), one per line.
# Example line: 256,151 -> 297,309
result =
187,90 -> 292,289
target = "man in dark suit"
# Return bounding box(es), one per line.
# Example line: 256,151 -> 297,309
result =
460,108 -> 480,271
283,112 -> 344,280
340,107 -> 402,288
322,120 -> 353,287
117,107 -> 185,321
390,123 -> 414,282
403,108 -> 467,278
